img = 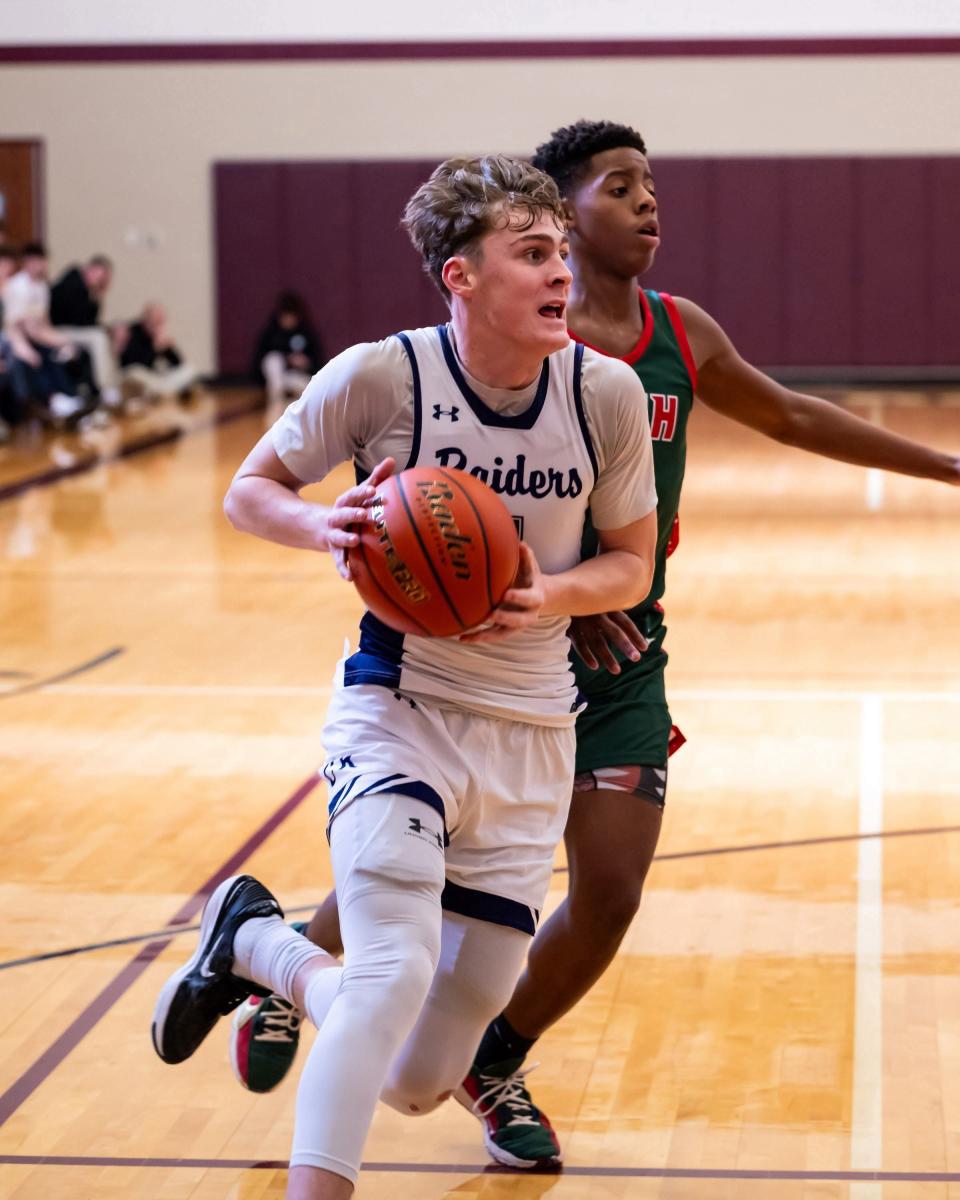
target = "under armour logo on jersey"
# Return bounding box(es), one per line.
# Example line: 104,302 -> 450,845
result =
432,404 -> 460,421
407,816 -> 444,850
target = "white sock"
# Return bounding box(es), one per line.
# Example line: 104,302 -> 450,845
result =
303,964 -> 343,1028
233,916 -> 330,1006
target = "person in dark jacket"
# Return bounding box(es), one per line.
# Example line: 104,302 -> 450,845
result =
50,254 -> 120,404
118,302 -> 198,400
254,291 -> 324,406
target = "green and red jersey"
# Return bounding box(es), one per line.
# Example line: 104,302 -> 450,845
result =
572,288 -> 697,656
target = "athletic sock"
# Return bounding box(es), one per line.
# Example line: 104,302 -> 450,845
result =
233,915 -> 331,1006
473,1012 -> 538,1072
302,964 -> 343,1028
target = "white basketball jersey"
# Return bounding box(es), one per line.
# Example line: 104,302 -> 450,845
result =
343,324 -> 598,726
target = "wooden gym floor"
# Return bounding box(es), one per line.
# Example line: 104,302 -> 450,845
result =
0,387 -> 958,1198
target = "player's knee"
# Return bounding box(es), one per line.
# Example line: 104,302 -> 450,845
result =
380,1076 -> 453,1117
380,1049 -> 458,1116
343,936 -> 438,1016
569,868 -> 644,939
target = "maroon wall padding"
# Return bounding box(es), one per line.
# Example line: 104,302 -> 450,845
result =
642,155 -> 960,370
215,159 -> 447,376
856,158 -> 930,365
216,156 -> 960,374
781,159 -> 858,367
932,159 -> 960,366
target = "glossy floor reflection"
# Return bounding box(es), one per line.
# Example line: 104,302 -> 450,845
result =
1,392 -> 958,1197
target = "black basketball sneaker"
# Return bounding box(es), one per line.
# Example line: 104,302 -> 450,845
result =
151,874 -> 282,1065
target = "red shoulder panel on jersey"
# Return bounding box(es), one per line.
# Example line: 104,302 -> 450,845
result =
568,289 -> 654,365
658,293 -> 698,391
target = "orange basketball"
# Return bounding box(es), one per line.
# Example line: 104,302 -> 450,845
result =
347,466 -> 520,637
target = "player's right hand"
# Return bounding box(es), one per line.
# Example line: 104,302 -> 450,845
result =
325,456 -> 395,580
570,611 -> 649,675
459,542 -> 545,643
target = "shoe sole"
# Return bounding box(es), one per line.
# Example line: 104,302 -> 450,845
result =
228,922 -> 310,1093
453,1086 -> 562,1170
151,875 -> 252,1063
229,996 -> 261,1091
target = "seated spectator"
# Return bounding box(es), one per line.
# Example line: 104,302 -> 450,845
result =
0,248 -> 19,441
254,290 -> 324,407
1,247 -> 19,434
118,303 -> 198,400
50,254 -> 122,407
1,242 -> 93,425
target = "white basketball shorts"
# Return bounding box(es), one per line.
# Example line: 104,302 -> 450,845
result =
321,684 -> 575,935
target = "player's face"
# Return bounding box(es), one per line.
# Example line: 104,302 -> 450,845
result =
564,147 -> 660,277
465,209 -> 572,356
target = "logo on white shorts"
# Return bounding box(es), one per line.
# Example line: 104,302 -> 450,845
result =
405,816 -> 443,851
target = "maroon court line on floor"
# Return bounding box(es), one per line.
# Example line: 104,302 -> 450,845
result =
0,428 -> 182,503
0,771 -> 320,1127
0,394 -> 264,504
3,823 -> 960,974
0,1155 -> 957,1182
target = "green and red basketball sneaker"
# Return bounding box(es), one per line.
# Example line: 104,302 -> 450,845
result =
455,1057 -> 562,1169
229,921 -> 308,1093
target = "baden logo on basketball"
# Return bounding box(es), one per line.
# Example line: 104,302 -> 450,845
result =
346,466 -> 519,638
414,479 -> 473,581
371,500 -> 431,604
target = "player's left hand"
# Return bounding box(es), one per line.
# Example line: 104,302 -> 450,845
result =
459,542 -> 545,643
329,456 -> 396,581
570,611 -> 649,674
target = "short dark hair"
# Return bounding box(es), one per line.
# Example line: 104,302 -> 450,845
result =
532,120 -> 648,197
87,253 -> 113,271
275,289 -> 308,319
0,246 -> 16,261
21,241 -> 47,258
403,154 -> 564,298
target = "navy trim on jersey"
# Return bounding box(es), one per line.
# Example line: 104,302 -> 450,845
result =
396,332 -> 423,468
440,879 -> 539,936
571,341 -> 598,486
437,324 -> 549,430
343,612 -> 404,688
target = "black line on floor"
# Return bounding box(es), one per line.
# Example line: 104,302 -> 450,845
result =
0,647 -> 125,700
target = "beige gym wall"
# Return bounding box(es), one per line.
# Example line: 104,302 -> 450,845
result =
1,53 -> 957,371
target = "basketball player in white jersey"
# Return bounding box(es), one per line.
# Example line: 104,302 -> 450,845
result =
151,154 -> 658,1199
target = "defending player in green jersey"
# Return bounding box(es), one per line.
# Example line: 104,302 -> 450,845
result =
227,120 -> 960,1171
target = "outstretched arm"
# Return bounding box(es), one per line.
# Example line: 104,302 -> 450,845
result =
461,509 -> 657,643
674,297 -> 960,485
224,435 -> 395,580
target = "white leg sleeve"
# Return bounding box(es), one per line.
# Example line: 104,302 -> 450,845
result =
381,911 -> 530,1116
290,793 -> 446,1183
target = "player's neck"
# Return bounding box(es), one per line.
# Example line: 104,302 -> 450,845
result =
449,315 -> 545,391
567,255 -> 644,340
